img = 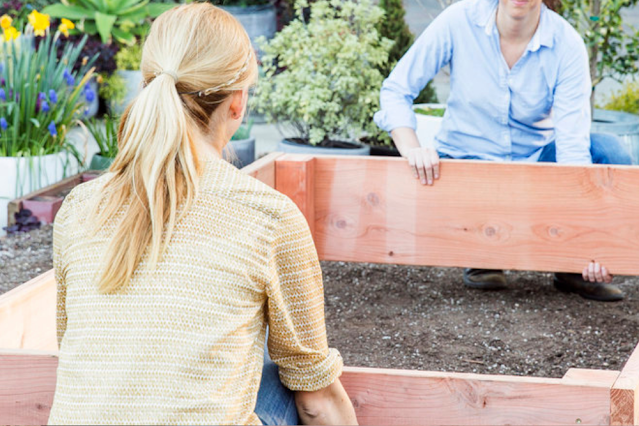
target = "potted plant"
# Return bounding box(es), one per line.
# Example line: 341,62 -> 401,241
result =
212,0 -> 277,53
559,0 -> 639,152
86,115 -> 119,170
0,11 -> 96,233
253,0 -> 393,155
413,104 -> 446,148
223,119 -> 256,168
43,0 -> 175,46
101,43 -> 143,115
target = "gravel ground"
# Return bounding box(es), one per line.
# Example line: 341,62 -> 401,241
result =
2,226 -> 637,378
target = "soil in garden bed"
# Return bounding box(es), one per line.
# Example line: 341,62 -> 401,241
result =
2,226 -> 638,378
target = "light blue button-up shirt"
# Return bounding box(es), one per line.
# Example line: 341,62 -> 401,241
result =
374,0 -> 592,163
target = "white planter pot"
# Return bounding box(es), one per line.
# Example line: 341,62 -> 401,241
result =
110,70 -> 143,115
0,151 -> 79,234
413,103 -> 446,148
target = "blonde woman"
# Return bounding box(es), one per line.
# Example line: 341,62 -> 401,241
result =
48,4 -> 357,425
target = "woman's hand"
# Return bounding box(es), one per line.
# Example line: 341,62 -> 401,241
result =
583,261 -> 613,283
294,378 -> 358,425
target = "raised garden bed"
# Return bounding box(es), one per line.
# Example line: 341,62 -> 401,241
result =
6,171 -> 100,227
1,154 -> 638,425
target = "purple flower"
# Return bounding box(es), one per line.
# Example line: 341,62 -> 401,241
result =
0,117 -> 7,130
63,69 -> 74,86
49,89 -> 57,103
1,79 -> 5,86
48,121 -> 57,137
41,101 -> 50,113
0,89 -> 5,102
38,92 -> 46,101
84,85 -> 95,102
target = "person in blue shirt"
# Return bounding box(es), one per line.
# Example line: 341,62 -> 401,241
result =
374,0 -> 630,301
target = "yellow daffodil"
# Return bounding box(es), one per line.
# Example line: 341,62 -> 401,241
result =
28,10 -> 50,37
4,26 -> 20,42
58,18 -> 74,37
61,18 -> 75,30
0,15 -> 12,30
59,23 -> 69,37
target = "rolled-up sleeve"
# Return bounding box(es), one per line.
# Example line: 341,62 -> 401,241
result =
552,37 -> 592,164
265,201 -> 343,391
374,7 -> 454,132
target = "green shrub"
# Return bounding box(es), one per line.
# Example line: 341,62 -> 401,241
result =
378,0 -> 437,105
253,0 -> 392,145
602,82 -> 639,115
98,73 -> 126,103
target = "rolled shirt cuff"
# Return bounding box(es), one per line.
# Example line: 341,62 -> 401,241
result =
278,348 -> 344,392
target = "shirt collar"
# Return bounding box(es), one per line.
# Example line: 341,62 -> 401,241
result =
471,0 -> 554,50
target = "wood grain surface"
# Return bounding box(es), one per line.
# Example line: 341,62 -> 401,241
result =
276,156 -> 639,275
341,365 -> 617,425
0,350 -> 58,426
611,341 -> 639,425
240,152 -> 283,188
0,270 -> 57,351
276,155 -> 316,236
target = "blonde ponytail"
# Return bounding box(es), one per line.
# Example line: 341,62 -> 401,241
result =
90,3 -> 257,293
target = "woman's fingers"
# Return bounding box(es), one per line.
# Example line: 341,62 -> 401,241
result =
406,148 -> 440,185
584,261 -> 614,283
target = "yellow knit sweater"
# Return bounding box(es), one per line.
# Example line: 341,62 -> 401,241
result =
49,158 -> 343,425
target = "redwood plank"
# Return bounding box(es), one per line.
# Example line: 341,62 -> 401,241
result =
341,366 -> 615,425
0,270 -> 57,351
0,350 -> 58,426
241,152 -> 284,188
311,156 -> 639,274
611,340 -> 639,425
0,353 -> 616,426
275,155 -> 316,236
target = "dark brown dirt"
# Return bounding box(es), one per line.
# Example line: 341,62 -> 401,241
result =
323,262 -> 639,378
2,226 -> 638,378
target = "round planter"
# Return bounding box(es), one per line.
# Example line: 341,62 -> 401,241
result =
89,153 -> 114,171
0,151 -> 79,234
278,139 -> 370,156
413,103 -> 446,148
220,4 -> 276,53
225,137 -> 256,169
83,77 -> 99,119
109,70 -> 143,116
591,109 -> 639,165
369,145 -> 401,157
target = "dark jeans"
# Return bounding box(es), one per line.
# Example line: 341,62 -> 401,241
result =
255,346 -> 299,425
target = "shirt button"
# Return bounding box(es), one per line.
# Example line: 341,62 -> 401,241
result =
508,78 -> 514,85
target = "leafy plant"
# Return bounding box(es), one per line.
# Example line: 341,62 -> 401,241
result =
86,115 -> 119,158
231,119 -> 253,140
115,42 -> 142,70
0,13 -> 96,157
559,0 -> 639,105
378,0 -> 437,106
414,107 -> 446,117
253,0 -> 392,146
2,209 -> 40,234
62,33 -> 120,75
210,0 -> 272,6
42,0 -> 176,45
601,82 -> 639,115
98,72 -> 126,103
